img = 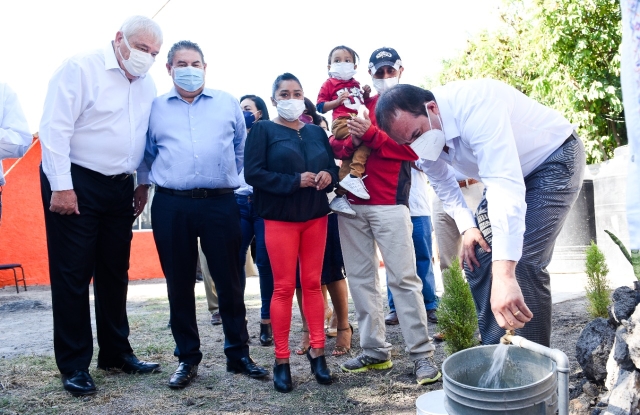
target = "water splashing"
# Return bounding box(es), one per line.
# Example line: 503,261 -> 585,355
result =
479,343 -> 509,389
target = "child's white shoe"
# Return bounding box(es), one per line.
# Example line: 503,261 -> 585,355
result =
329,195 -> 356,218
339,174 -> 370,200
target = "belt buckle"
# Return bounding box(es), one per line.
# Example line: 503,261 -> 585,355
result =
192,189 -> 207,199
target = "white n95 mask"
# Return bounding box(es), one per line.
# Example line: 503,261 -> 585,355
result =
410,106 -> 445,161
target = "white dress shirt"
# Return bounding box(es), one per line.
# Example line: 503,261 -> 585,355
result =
417,79 -> 575,262
0,83 -> 32,185
40,43 -> 157,191
408,168 -> 431,217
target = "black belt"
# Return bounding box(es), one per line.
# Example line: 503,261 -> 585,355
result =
109,173 -> 131,181
156,186 -> 233,198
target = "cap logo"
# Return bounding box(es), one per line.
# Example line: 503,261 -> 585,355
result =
376,51 -> 392,59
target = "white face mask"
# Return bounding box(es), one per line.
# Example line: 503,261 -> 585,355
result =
329,62 -> 357,81
275,98 -> 306,122
118,34 -> 155,77
372,77 -> 399,95
409,104 -> 446,161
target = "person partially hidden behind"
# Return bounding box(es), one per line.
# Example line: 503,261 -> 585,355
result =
0,82 -> 32,225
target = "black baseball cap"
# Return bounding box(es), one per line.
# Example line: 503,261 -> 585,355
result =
368,47 -> 402,72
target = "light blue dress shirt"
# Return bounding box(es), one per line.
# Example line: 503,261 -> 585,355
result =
145,87 -> 246,190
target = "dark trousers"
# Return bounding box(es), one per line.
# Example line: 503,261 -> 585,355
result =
236,194 -> 273,320
40,164 -> 135,374
466,137 -> 586,347
151,190 -> 248,365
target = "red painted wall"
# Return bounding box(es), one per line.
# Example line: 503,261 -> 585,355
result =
0,140 -> 163,287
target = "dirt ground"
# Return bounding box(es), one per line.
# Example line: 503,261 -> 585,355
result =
0,279 -> 591,415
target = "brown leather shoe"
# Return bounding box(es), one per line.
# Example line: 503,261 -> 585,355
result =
433,332 -> 446,342
385,311 -> 399,325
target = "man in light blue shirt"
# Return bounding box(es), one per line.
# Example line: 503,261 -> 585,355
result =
145,40 -> 268,389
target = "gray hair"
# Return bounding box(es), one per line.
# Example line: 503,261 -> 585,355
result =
120,15 -> 163,43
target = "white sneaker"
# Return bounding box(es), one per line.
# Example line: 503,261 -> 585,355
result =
339,175 -> 370,200
329,195 -> 356,218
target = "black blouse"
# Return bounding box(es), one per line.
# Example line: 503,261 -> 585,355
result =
244,120 -> 339,222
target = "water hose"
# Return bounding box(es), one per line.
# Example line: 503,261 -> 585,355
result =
500,331 -> 569,415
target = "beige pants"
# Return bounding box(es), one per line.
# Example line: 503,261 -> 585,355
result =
199,241 -> 218,313
338,204 -> 435,361
431,182 -> 485,271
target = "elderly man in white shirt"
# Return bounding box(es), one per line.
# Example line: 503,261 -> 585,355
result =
39,16 -> 162,396
375,79 -> 586,347
0,83 -> 32,223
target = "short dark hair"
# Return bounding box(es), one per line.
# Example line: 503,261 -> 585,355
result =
272,73 -> 302,98
303,98 -> 323,126
375,84 -> 436,134
239,94 -> 270,121
167,40 -> 205,66
327,45 -> 359,65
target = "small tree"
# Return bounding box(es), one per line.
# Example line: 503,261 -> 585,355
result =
585,241 -> 611,318
436,259 -> 479,355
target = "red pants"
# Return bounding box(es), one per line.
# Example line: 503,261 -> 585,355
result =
265,216 -> 328,359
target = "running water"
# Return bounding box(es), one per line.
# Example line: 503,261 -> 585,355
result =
478,344 -> 510,389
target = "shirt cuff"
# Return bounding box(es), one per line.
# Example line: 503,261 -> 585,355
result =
454,208 -> 476,234
47,174 -> 74,191
136,171 -> 150,185
491,233 -> 524,262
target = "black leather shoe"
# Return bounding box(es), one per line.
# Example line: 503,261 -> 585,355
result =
226,356 -> 269,379
273,362 -> 293,393
306,349 -> 332,385
168,362 -> 198,389
259,323 -> 273,346
97,353 -> 160,374
61,369 -> 97,396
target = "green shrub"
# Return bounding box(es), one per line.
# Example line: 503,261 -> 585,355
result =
436,259 -> 479,355
585,241 -> 611,318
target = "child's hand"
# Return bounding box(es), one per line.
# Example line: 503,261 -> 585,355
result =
362,85 -> 371,100
337,91 -> 349,104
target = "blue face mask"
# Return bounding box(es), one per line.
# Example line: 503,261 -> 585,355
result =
173,66 -> 205,92
243,111 -> 256,129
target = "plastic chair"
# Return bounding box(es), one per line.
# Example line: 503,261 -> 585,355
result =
0,263 -> 27,293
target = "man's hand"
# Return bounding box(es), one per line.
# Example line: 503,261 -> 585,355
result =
491,260 -> 533,329
300,172 -> 317,188
133,184 -> 150,218
347,110 -> 371,144
314,171 -> 332,190
362,85 -> 371,100
460,227 -> 491,271
50,190 -> 80,215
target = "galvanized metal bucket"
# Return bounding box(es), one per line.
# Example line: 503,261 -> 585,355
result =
442,345 -> 558,415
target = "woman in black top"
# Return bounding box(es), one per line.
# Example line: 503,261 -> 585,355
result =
244,73 -> 338,393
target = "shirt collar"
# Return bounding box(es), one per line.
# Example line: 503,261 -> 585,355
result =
167,86 -> 213,102
432,86 -> 460,141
